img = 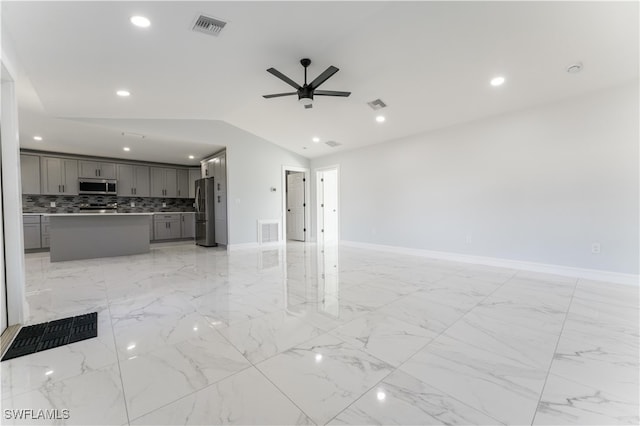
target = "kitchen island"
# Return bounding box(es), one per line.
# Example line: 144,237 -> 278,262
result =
46,213 -> 154,262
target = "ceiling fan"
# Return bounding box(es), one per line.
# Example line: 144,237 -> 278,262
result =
263,58 -> 351,109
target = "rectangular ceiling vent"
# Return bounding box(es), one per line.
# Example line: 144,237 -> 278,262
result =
367,99 -> 387,110
192,15 -> 227,37
325,141 -> 342,148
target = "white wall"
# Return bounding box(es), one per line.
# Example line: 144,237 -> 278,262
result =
311,83 -> 639,275
224,128 -> 310,245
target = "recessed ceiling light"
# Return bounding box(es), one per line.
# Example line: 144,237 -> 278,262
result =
123,147 -> 130,152
116,90 -> 130,97
130,16 -> 151,28
33,136 -> 43,141
312,137 -> 320,143
188,155 -> 195,159
375,115 -> 386,123
490,76 -> 505,87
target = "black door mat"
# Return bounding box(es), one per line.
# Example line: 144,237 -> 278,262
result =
1,312 -> 98,361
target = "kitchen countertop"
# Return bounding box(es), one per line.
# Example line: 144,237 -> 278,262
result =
43,213 -> 155,217
25,212 -> 193,215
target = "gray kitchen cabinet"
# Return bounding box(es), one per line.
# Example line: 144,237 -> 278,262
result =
41,156 -> 78,195
79,161 -> 116,179
176,169 -> 189,199
41,216 -> 50,248
150,167 -> 177,198
201,151 -> 227,245
153,214 -> 181,240
181,213 -> 195,239
188,168 -> 201,198
214,193 -> 227,245
213,152 -> 227,245
20,154 -> 41,194
23,215 -> 41,250
117,164 -> 150,197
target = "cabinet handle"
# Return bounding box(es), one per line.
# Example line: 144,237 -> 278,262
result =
58,185 -> 61,192
62,185 -> 65,192
217,195 -> 220,203
217,183 -> 220,190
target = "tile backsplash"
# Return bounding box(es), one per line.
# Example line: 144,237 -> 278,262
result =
23,195 -> 195,213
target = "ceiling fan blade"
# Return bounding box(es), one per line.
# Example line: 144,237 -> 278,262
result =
313,90 -> 351,97
263,92 -> 298,99
309,66 -> 339,89
304,104 -> 313,109
267,68 -> 301,90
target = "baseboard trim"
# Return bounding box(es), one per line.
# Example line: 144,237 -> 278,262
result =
341,240 -> 639,286
228,241 -> 284,251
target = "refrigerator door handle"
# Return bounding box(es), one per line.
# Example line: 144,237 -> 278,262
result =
195,185 -> 201,212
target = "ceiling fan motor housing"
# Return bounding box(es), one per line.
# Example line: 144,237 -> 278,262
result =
298,85 -> 314,103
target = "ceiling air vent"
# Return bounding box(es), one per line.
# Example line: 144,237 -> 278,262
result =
192,15 -> 227,37
367,99 -> 387,110
325,141 -> 342,148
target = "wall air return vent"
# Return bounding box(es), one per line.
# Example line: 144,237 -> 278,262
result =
192,15 -> 227,37
325,141 -> 342,148
258,220 -> 280,244
367,99 -> 387,110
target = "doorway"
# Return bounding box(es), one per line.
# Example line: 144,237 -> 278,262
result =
316,166 -> 339,244
282,166 -> 310,243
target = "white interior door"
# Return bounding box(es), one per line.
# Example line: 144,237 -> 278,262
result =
319,169 -> 339,244
286,172 -> 305,241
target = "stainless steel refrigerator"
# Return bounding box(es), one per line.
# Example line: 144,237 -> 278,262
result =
195,177 -> 216,247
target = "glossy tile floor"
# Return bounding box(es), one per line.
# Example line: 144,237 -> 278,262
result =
2,241 -> 638,425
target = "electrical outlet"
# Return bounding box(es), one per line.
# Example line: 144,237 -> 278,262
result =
50,202 -> 56,208
130,202 -> 135,207
591,242 -> 601,254
162,202 -> 167,208
465,235 -> 472,245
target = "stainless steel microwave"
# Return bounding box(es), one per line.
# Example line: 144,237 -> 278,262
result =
78,178 -> 117,195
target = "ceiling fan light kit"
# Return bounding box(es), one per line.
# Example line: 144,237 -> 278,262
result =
263,58 -> 351,109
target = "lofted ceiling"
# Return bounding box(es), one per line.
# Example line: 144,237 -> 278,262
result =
2,1 -> 638,163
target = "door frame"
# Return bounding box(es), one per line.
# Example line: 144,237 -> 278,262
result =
315,165 -> 340,244
1,60 -> 26,327
281,165 -> 310,243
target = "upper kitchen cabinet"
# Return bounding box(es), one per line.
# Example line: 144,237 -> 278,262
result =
150,167 -> 177,198
117,164 -> 150,197
188,168 -> 201,198
40,156 -> 78,195
176,169 -> 189,199
20,154 -> 41,194
78,160 -> 116,179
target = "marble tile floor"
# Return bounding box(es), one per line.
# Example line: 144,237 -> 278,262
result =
1,241 -> 638,425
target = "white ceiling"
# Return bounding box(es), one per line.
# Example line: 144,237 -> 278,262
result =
3,1 -> 638,163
